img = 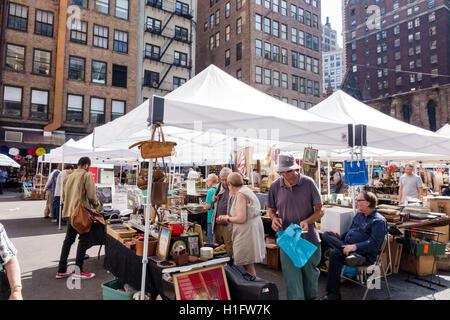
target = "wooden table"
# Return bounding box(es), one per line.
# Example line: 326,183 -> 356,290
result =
396,216 -> 450,229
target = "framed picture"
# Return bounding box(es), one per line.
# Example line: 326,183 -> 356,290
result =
156,227 -> 172,260
302,147 -> 318,166
173,265 -> 231,300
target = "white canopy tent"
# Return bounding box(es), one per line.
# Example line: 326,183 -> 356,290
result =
0,154 -> 20,168
437,124 -> 450,137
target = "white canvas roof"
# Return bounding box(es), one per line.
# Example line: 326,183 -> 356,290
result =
0,154 -> 20,168
437,124 -> 450,137
93,65 -> 348,149
308,90 -> 450,156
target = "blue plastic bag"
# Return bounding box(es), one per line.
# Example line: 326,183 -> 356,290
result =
276,223 -> 318,269
344,159 -> 369,186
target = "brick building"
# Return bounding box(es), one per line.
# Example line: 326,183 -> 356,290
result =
196,0 -> 323,110
0,0 -> 139,152
342,0 -> 450,100
142,0 -> 196,102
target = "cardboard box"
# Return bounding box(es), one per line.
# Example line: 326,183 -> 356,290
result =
420,225 -> 449,243
107,224 -> 137,244
436,254 -> 450,271
400,253 -> 436,276
428,197 -> 450,215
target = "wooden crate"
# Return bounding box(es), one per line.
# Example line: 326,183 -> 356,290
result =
107,224 -> 137,244
266,244 -> 281,271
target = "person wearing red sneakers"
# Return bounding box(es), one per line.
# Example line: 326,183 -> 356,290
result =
56,157 -> 103,280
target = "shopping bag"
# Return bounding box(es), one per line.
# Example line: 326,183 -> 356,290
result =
276,223 -> 317,269
344,159 -> 369,186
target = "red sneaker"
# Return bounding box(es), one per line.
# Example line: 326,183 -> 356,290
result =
72,271 -> 96,280
56,271 -> 74,279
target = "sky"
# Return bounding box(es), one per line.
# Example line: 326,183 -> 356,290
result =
321,0 -> 343,48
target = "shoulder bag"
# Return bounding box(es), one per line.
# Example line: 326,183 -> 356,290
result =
70,172 -> 105,234
128,124 -> 177,159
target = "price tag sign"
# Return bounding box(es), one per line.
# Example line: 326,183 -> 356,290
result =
112,192 -> 128,211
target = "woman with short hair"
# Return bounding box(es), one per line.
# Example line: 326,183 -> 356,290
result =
216,172 -> 265,275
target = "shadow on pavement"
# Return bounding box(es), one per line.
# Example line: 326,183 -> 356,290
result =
21,256 -> 114,300
1,217 -> 67,239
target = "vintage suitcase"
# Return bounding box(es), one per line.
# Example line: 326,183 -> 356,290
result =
224,264 -> 278,300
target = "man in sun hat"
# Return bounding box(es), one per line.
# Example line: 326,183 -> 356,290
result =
267,154 -> 324,300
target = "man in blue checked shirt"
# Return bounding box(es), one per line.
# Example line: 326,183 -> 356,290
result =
320,191 -> 387,300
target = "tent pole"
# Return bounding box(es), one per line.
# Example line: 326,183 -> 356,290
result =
119,164 -> 122,185
40,161 -> 43,193
327,158 -> 331,199
59,150 -> 65,231
250,162 -> 254,188
317,158 -> 321,194
140,125 -> 155,300
351,148 -> 356,217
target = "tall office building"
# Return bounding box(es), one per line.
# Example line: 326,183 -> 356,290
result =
0,0 -> 139,151
322,16 -> 338,52
196,0 -> 323,109
323,48 -> 346,94
142,0 -> 196,102
343,0 -> 450,100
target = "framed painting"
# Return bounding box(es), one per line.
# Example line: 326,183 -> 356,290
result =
156,227 -> 172,260
302,147 -> 318,166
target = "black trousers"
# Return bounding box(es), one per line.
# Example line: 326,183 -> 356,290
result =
57,223 -> 90,273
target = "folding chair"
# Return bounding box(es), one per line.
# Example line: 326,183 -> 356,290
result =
341,235 -> 391,300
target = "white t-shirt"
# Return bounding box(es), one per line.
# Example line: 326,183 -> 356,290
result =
399,174 -> 423,202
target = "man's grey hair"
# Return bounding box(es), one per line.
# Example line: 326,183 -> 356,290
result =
219,167 -> 232,177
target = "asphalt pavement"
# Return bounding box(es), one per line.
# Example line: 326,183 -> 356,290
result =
1,190 -> 450,300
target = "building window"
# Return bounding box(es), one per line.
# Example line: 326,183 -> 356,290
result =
299,54 -> 305,70
35,9 -> 53,37
93,25 -> 109,49
312,14 -> 318,28
264,17 -> 271,34
313,59 -> 319,74
281,24 -> 287,40
215,9 -> 220,25
306,33 -> 312,49
307,79 -> 313,95
30,89 -> 49,120
91,60 -> 107,84
236,0 -> 242,9
291,28 -> 297,43
112,64 -> 127,88
273,71 -> 280,87
72,0 -> 89,8
306,56 -> 312,72
111,100 -> 125,120
298,8 -> 304,24
5,44 -> 25,72
430,54 -> 438,64
176,1 -> 190,16
70,20 -> 88,44
236,42 -> 242,60
430,40 -> 437,50
236,17 -> 242,34
215,32 -> 220,47
281,0 -> 287,16
210,14 -> 214,27
33,49 -> 51,76
236,69 -> 242,80
298,31 -> 304,46
175,26 -> 189,42
144,70 -> 159,87
95,0 -> 109,14
255,66 -> 262,83
7,3 -> 28,32
313,36 -> 319,51
255,39 -> 262,56
291,51 -> 298,68
290,4 -> 296,20
173,76 -> 186,89
66,94 -> 83,123
281,73 -> 288,89
145,43 -> 160,60
114,30 -> 128,53
225,49 -> 230,66
264,42 -> 271,59
272,0 -> 279,12
146,17 -> 161,33
281,48 -> 287,64
292,75 -> 298,91
2,86 -> 22,117
299,77 -> 305,94
273,20 -> 279,37
210,36 -> 214,50
255,14 -> 262,31
273,45 -> 280,62
174,51 -> 188,66
264,0 -> 270,9
264,69 -> 271,85
90,97 -> 105,124
225,25 -> 231,41
115,0 -> 128,19
225,2 -> 230,18
68,56 -> 85,81
314,81 -> 319,97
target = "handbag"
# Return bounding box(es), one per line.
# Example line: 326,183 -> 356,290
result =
276,223 -> 317,269
139,158 -> 169,206
128,124 -> 177,159
70,172 -> 106,234
224,264 -> 279,300
344,159 -> 369,186
0,266 -> 10,300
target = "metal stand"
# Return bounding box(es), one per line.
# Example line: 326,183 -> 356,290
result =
403,228 -> 447,291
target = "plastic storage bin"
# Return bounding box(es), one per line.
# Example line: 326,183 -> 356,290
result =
101,278 -> 134,300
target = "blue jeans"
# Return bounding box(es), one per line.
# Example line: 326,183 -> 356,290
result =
207,223 -> 213,243
52,196 -> 60,220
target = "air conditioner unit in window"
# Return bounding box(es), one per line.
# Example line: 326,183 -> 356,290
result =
5,131 -> 23,143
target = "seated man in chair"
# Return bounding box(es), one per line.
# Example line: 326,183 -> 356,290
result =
321,191 -> 387,300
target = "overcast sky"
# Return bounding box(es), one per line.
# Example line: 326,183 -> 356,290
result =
321,0 -> 343,47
